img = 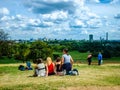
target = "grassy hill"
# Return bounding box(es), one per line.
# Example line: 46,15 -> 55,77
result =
0,64 -> 120,90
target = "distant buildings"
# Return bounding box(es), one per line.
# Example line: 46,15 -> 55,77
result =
89,32 -> 109,42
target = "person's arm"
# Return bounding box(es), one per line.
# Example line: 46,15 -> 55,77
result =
45,64 -> 48,76
61,56 -> 64,65
70,57 -> 74,65
101,55 -> 102,60
53,63 -> 57,75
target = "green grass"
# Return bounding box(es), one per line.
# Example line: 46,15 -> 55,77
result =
0,51 -> 120,64
53,51 -> 88,60
53,51 -> 120,63
0,64 -> 120,90
0,57 -> 22,64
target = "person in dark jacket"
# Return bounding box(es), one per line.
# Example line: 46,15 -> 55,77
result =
87,53 -> 92,65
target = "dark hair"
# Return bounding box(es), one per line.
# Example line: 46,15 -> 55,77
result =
63,48 -> 69,53
56,57 -> 61,62
37,58 -> 43,64
33,59 -> 37,64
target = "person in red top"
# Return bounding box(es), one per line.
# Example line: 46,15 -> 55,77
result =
46,57 -> 56,76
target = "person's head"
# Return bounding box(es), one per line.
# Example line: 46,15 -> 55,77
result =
63,48 -> 69,54
99,52 -> 101,54
56,57 -> 61,62
89,53 -> 92,55
33,59 -> 38,64
37,58 -> 43,64
46,57 -> 52,65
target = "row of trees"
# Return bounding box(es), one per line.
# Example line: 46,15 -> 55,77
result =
0,29 -> 53,62
0,29 -> 120,62
46,39 -> 120,58
0,40 -> 53,62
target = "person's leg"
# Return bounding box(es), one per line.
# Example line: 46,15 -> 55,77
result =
88,59 -> 90,65
33,69 -> 38,77
98,60 -> 101,65
66,63 -> 72,75
88,59 -> 91,65
48,72 -> 55,76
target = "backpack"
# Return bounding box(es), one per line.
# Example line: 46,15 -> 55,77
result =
18,65 -> 25,71
69,69 -> 79,76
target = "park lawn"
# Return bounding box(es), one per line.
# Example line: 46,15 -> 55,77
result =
53,51 -> 120,63
0,64 -> 120,90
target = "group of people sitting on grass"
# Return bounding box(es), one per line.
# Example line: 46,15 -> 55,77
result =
33,48 -> 79,77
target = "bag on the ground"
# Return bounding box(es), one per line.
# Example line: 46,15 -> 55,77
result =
18,65 -> 25,71
69,69 -> 79,76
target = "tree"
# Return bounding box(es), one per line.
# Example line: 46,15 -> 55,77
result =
0,29 -> 9,58
28,41 -> 53,60
0,29 -> 8,41
14,43 -> 30,62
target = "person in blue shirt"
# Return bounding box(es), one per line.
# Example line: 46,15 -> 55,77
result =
98,52 -> 102,65
26,61 -> 33,70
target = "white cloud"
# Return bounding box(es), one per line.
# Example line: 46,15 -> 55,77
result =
87,18 -> 102,28
0,0 -> 120,40
70,19 -> 86,28
1,16 -> 11,21
41,11 -> 68,22
0,8 -> 9,15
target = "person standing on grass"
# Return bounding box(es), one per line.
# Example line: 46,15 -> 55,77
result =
98,52 -> 103,65
46,57 -> 56,76
87,53 -> 92,65
62,48 -> 74,75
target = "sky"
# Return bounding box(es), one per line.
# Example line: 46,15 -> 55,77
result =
0,0 -> 120,40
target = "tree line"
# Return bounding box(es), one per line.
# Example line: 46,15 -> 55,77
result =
46,39 -> 120,58
0,29 -> 120,62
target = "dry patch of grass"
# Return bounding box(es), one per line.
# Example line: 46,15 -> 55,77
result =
60,86 -> 120,90
0,64 -> 120,90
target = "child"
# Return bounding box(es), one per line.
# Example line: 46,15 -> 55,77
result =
55,57 -> 63,75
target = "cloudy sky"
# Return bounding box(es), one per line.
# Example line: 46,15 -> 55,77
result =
0,0 -> 120,40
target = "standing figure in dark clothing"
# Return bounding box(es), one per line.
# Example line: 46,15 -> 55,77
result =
87,53 -> 92,65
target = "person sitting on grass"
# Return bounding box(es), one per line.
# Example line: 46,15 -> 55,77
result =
55,57 -> 63,75
62,48 -> 74,75
33,58 -> 46,77
25,61 -> 33,70
46,57 -> 56,76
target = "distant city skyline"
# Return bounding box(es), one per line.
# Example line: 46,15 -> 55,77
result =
0,0 -> 120,40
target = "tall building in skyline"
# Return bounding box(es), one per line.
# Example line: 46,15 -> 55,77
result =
89,34 -> 93,42
106,32 -> 108,41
